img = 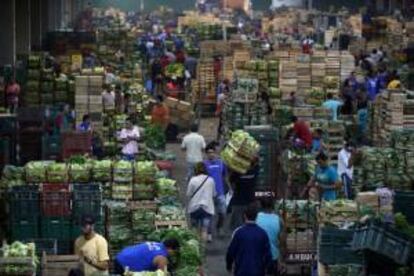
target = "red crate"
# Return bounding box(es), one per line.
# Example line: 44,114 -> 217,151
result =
62,132 -> 92,150
40,183 -> 71,217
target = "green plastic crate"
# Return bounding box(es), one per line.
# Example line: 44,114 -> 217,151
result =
40,217 -> 71,241
11,217 -> 39,241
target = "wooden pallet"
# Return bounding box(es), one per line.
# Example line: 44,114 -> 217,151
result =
41,254 -> 79,276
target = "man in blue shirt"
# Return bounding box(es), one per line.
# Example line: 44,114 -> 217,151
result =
77,114 -> 92,132
322,93 -> 343,121
226,204 -> 272,276
305,152 -> 339,201
256,197 -> 284,275
204,143 -> 228,240
365,72 -> 380,101
114,239 -> 180,274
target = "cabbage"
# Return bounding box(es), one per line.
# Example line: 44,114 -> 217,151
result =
69,163 -> 91,183
92,160 -> 112,182
47,163 -> 68,183
134,161 -> 158,184
25,161 -> 48,182
156,178 -> 177,197
2,165 -> 24,180
113,160 -> 133,183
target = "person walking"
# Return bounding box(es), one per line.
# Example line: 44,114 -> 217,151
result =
181,124 -> 206,182
72,215 -> 109,276
226,204 -> 273,276
291,116 -> 312,150
256,197 -> 285,276
114,239 -> 180,274
228,159 -> 259,231
204,143 -> 228,239
151,96 -> 170,131
186,162 -> 216,242
338,142 -> 355,199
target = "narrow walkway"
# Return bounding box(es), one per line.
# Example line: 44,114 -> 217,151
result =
166,117 -> 230,276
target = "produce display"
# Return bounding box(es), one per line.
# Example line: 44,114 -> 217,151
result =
134,161 -> 158,183
221,130 -> 259,173
165,63 -> 185,79
275,200 -> 318,227
47,163 -> 68,183
0,242 -> 37,275
25,161 -> 48,182
156,178 -> 178,197
92,160 -> 113,182
0,165 -> 25,188
113,160 -> 133,183
318,200 -> 359,226
156,205 -> 186,221
144,124 -> 167,150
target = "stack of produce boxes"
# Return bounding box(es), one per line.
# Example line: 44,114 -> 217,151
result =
54,77 -> 69,104
324,51 -> 341,95
75,75 -> 104,130
24,55 -> 41,106
194,58 -> 216,103
311,51 -> 326,90
40,69 -> 55,105
164,97 -> 195,129
279,59 -> 297,99
296,54 -> 311,99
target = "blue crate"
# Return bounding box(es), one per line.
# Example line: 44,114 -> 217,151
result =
8,185 -> 40,219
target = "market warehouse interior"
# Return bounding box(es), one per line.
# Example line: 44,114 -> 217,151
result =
1,0 -> 414,275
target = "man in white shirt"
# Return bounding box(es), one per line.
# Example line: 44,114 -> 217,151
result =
181,124 -> 206,182
119,118 -> 140,161
102,84 -> 115,111
337,142 -> 355,199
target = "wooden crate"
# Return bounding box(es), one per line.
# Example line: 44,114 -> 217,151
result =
155,220 -> 187,229
41,254 -> 79,276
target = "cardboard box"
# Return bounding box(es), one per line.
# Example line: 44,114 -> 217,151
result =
75,76 -> 89,87
164,97 -> 179,109
176,101 -> 192,112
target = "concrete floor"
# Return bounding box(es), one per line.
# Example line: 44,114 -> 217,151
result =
166,117 -> 231,276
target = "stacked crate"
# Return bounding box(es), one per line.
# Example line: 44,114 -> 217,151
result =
326,121 -> 346,165
311,51 -> 326,90
296,54 -> 311,97
233,50 -> 251,70
223,57 -> 234,82
54,78 -> 69,104
279,60 -> 297,99
325,51 -> 341,94
40,69 -> 55,105
24,55 -> 41,106
75,75 -> 104,130
195,58 -> 216,103
340,53 -> 355,82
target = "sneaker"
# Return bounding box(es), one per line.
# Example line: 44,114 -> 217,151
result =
207,234 -> 213,243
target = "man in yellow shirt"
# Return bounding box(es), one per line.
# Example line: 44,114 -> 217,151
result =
74,215 -> 109,276
387,75 -> 402,89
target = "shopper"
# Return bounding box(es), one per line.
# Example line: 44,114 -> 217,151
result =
311,128 -> 326,154
204,143 -> 228,238
118,117 -> 140,161
6,79 -> 21,113
72,215 -> 109,276
228,159 -> 259,231
226,204 -> 272,276
341,79 -> 356,115
77,114 -> 92,132
151,96 -> 170,131
114,85 -> 125,114
338,141 -> 355,199
186,162 -> 216,242
256,197 -> 284,276
322,93 -> 343,121
181,124 -> 206,182
102,84 -> 115,111
304,152 -> 340,201
356,92 -> 369,143
365,72 -> 380,101
291,116 -> 312,150
114,239 -> 180,274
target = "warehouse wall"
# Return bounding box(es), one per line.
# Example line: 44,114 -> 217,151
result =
0,0 -> 15,66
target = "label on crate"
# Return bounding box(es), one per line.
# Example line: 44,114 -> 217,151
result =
286,251 -> 316,263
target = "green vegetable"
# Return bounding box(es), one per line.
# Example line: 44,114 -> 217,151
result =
135,161 -> 158,184
69,163 -> 91,183
156,178 -> 177,197
144,124 -> 166,150
25,161 -> 48,182
47,163 -> 68,183
113,160 -> 133,183
92,160 -> 112,182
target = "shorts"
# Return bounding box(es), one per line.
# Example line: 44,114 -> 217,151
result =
215,195 -> 227,215
190,208 -> 213,231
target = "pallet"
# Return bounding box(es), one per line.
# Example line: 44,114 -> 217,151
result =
41,254 -> 79,276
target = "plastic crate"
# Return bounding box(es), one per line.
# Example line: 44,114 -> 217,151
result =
318,227 -> 363,265
40,183 -> 71,217
62,132 -> 92,150
8,185 -> 40,219
394,191 -> 414,224
40,217 -> 71,241
351,222 -> 412,265
10,217 -> 39,241
72,184 -> 102,221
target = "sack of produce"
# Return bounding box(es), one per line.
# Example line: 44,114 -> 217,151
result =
113,160 -> 133,183
228,130 -> 260,160
25,161 -> 47,182
134,161 -> 158,184
91,160 -> 112,182
47,163 -> 68,183
221,147 -> 252,174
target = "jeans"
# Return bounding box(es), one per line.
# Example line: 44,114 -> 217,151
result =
342,173 -> 353,199
190,208 -> 213,231
208,195 -> 227,234
122,154 -> 135,161
186,162 -> 196,183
